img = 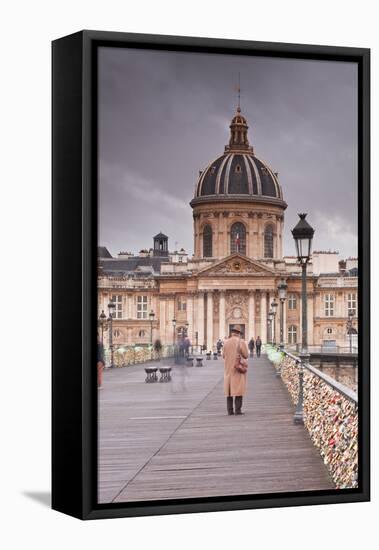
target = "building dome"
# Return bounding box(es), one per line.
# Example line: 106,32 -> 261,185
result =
192,107 -> 285,205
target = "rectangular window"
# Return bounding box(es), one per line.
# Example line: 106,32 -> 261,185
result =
177,296 -> 187,312
111,294 -> 123,319
324,294 -> 335,317
137,295 -> 148,319
288,325 -> 297,344
288,294 -> 297,310
347,292 -> 357,316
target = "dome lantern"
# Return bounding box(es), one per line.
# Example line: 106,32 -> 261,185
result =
225,107 -> 253,153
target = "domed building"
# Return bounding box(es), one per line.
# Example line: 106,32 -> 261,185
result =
97,107 -> 358,355
191,106 -> 286,260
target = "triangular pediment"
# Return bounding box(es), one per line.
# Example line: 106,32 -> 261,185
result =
198,254 -> 276,276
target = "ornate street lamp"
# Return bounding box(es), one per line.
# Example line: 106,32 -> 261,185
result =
291,213 -> 315,424
291,213 -> 314,354
149,310 -> 155,359
271,299 -> 278,346
268,310 -> 274,344
99,310 -> 107,346
278,279 -> 288,351
107,301 -> 116,368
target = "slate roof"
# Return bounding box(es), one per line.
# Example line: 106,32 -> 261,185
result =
194,152 -> 283,201
98,246 -> 112,258
98,256 -> 166,275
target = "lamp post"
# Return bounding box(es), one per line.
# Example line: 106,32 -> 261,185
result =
149,310 -> 155,359
99,310 -> 107,346
278,279 -> 288,351
107,301 -> 116,368
291,213 -> 315,424
185,321 -> 189,337
347,309 -> 354,353
268,311 -> 273,344
271,299 -> 278,346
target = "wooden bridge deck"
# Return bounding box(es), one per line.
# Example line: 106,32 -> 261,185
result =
98,354 -> 334,503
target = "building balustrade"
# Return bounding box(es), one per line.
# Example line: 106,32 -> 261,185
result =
104,344 -> 175,367
267,346 -> 358,489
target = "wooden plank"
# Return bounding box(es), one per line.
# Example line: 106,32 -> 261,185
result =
98,355 -> 334,503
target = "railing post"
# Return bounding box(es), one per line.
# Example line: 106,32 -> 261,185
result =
293,355 -> 308,425
275,345 -> 282,377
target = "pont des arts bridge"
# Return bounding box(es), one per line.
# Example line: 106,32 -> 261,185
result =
98,346 -> 358,503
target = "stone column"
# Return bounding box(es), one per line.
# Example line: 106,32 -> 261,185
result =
222,214 -> 229,257
127,294 -> 133,319
219,290 -> 226,339
260,291 -> 267,343
206,291 -> 213,350
159,297 -> 166,345
187,293 -> 193,341
276,216 -> 281,259
167,295 -> 175,345
248,291 -> 255,339
197,291 -> 205,348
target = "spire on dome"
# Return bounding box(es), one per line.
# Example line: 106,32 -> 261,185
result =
225,76 -> 254,152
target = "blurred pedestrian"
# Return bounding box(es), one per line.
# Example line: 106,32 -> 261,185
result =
248,337 -> 255,357
97,333 -> 105,389
256,336 -> 262,357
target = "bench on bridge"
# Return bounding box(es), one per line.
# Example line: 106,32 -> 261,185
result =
144,367 -> 158,383
206,352 -> 211,360
213,352 -> 218,360
186,356 -> 194,366
159,366 -> 172,382
195,357 -> 204,367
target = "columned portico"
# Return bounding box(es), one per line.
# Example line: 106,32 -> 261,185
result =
197,292 -> 205,348
206,291 -> 213,350
159,297 -> 166,344
219,291 -> 226,339
248,291 -> 255,340
187,293 -> 194,342
260,291 -> 267,343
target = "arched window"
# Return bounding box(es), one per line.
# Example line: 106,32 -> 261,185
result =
230,222 -> 246,255
203,224 -> 213,257
264,224 -> 274,258
288,325 -> 297,344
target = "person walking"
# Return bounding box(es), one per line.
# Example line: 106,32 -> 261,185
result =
222,325 -> 249,415
216,338 -> 223,355
256,336 -> 262,357
248,337 -> 255,357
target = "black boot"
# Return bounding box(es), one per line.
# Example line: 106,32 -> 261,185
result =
227,396 -> 234,415
235,396 -> 244,415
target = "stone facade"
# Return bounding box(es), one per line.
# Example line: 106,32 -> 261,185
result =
98,108 -> 358,351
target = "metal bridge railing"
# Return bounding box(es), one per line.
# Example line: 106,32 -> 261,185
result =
266,345 -> 358,489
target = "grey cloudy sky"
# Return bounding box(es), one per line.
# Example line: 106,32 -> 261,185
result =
99,47 -> 358,258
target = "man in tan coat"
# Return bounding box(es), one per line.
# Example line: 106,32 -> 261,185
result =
222,325 -> 249,415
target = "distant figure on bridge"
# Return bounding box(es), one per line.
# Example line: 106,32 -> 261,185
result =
256,336 -> 262,357
97,332 -> 105,389
222,325 -> 249,415
184,336 -> 191,357
216,338 -> 223,355
248,337 -> 255,357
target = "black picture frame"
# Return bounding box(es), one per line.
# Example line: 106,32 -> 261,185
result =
52,30 -> 370,520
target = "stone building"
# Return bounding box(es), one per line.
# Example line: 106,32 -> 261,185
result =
98,107 -> 358,351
